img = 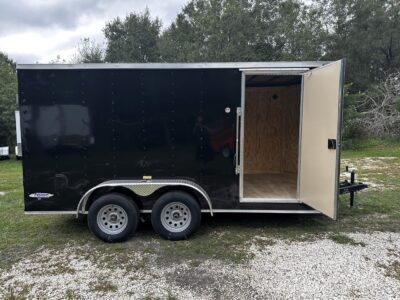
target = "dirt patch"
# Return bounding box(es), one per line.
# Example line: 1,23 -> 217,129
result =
166,262 -> 259,299
385,261 -> 400,281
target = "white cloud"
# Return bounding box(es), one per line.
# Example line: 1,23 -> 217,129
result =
0,0 -> 188,63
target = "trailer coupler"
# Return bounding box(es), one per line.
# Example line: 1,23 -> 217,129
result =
339,166 -> 368,207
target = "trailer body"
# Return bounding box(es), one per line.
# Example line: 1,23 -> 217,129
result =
17,61 -> 345,220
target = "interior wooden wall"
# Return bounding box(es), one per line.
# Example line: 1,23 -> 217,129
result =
243,85 -> 300,174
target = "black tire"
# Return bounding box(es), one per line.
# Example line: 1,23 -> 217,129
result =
88,193 -> 139,243
151,191 -> 201,240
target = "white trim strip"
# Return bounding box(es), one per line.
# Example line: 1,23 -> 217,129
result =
26,209 -> 319,215
240,68 -> 309,75
239,72 -> 245,198
202,209 -> 320,214
25,211 -> 76,215
240,198 -> 299,203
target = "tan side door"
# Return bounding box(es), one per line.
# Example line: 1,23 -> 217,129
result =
299,60 -> 345,219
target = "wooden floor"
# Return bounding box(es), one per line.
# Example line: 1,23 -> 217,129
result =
243,173 -> 297,200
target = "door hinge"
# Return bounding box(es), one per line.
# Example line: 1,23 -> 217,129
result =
235,165 -> 241,174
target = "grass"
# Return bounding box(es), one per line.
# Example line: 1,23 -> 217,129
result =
385,261 -> 400,281
2,284 -> 31,300
65,289 -> 82,300
1,139 -> 400,273
90,278 -> 118,293
342,138 -> 400,158
329,234 -> 366,247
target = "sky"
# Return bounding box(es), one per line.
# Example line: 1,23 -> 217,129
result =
0,0 -> 189,63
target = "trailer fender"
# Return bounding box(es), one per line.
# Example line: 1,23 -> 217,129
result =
76,179 -> 213,216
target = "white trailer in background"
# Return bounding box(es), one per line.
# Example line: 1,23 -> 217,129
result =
15,110 -> 22,159
0,146 -> 9,160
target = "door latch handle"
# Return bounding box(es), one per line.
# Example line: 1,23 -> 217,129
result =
328,139 -> 337,150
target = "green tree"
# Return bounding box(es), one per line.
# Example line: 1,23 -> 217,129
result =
48,55 -> 67,64
159,0 -> 328,62
342,83 -> 366,140
72,38 -> 104,63
160,0 -> 258,62
319,0 -> 400,90
272,0 -> 327,60
104,9 -> 162,62
0,52 -> 17,146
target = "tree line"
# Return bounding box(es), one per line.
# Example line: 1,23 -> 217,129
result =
0,53 -> 17,146
1,0 -> 399,146
77,0 -> 400,91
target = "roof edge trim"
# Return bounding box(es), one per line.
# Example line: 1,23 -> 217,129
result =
17,61 -> 331,70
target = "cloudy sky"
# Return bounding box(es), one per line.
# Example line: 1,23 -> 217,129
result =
0,0 -> 189,63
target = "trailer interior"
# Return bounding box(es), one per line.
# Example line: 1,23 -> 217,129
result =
243,74 -> 302,201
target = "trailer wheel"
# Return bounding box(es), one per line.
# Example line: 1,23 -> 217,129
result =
151,191 -> 201,240
88,193 -> 139,243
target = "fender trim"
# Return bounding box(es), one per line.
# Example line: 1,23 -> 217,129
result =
76,179 -> 213,216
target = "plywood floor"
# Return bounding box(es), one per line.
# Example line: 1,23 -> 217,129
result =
243,173 -> 297,200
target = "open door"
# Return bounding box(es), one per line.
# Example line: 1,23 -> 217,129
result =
299,60 -> 345,219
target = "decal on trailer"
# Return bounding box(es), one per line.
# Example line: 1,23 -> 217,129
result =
29,193 -> 54,200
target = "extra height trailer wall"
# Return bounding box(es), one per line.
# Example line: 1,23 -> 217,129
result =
17,61 -> 345,242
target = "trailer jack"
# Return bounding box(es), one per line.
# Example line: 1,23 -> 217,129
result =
339,166 -> 368,207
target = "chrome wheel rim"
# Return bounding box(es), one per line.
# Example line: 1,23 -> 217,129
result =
97,204 -> 128,235
161,202 -> 191,233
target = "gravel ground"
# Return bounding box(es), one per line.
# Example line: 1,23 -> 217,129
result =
1,232 -> 400,299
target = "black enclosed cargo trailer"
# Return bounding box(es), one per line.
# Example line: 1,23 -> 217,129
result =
17,61 -> 345,241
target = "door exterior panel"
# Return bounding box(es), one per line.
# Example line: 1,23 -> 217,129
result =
299,60 -> 344,219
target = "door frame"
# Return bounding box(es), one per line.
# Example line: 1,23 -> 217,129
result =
335,59 -> 346,217
238,68 -> 310,203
